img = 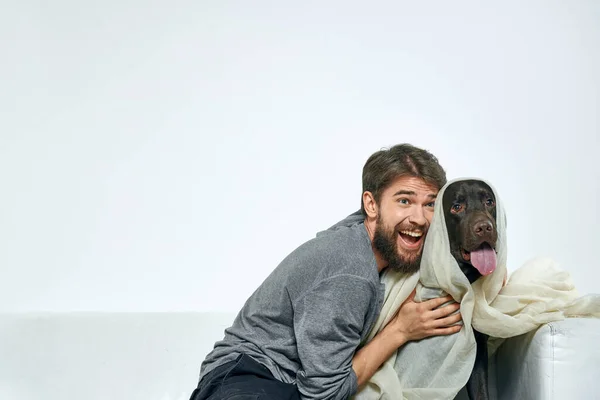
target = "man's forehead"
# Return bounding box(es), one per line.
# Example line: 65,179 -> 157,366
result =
385,176 -> 440,196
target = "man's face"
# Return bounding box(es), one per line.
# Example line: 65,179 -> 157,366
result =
372,176 -> 438,274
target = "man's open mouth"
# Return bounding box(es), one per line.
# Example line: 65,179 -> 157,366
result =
460,242 -> 497,276
398,230 -> 424,248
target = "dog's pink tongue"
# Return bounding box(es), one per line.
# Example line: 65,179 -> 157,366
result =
470,243 -> 497,276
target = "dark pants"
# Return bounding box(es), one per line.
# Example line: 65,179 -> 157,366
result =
190,353 -> 301,400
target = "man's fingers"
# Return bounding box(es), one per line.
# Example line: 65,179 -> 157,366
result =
429,325 -> 462,336
429,301 -> 460,319
433,312 -> 462,328
424,294 -> 455,310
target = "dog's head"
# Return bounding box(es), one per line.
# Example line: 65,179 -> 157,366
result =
442,180 -> 498,283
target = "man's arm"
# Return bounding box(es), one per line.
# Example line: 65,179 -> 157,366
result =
293,279 -> 462,399
352,289 -> 462,388
292,275 -> 376,400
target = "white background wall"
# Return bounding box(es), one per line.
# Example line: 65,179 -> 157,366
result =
1,1 -> 598,313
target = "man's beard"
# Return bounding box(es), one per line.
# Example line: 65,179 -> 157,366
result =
372,216 -> 426,274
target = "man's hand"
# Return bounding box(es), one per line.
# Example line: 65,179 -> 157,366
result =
383,289 -> 462,344
352,289 -> 462,388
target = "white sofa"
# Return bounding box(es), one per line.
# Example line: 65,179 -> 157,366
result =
1,312 -> 599,400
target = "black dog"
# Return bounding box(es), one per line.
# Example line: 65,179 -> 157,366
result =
442,179 -> 498,400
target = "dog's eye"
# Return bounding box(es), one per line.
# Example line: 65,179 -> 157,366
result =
485,199 -> 495,207
451,204 -> 463,213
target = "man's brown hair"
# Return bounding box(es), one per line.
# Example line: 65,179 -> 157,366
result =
361,144 -> 447,215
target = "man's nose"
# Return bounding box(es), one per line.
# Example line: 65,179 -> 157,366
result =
409,206 -> 427,226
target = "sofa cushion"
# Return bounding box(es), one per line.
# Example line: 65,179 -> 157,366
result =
495,317 -> 600,400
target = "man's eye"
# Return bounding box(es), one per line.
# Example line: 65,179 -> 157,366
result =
398,198 -> 409,204
426,202 -> 435,208
485,199 -> 495,206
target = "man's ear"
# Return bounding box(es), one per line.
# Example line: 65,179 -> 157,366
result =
362,191 -> 379,219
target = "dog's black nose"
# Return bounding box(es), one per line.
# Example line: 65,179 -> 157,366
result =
473,220 -> 493,236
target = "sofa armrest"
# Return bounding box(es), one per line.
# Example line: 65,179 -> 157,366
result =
495,318 -> 600,400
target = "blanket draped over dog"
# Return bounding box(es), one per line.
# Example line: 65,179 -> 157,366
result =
352,177 -> 600,400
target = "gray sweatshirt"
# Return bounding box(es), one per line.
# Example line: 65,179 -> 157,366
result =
198,211 -> 385,400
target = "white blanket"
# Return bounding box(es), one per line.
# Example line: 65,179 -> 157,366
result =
352,177 -> 600,400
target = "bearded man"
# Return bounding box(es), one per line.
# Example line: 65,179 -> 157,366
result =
190,144 -> 462,400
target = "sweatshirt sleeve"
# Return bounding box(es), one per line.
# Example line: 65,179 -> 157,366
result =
293,274 -> 376,400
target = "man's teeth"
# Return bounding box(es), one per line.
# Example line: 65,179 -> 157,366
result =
400,231 -> 423,238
